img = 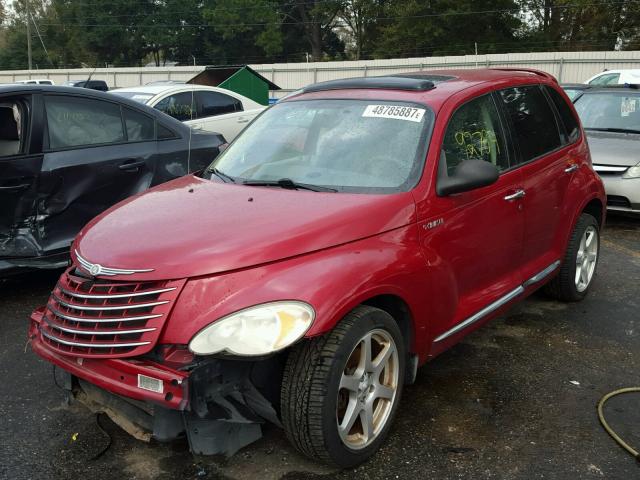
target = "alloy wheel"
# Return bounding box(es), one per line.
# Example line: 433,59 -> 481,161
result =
575,225 -> 598,293
336,329 -> 400,450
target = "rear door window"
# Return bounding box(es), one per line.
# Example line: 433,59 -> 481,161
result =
196,91 -> 243,118
441,94 -> 510,175
545,86 -> 581,144
123,107 -> 155,142
154,93 -> 196,121
45,96 -> 125,150
498,86 -> 562,164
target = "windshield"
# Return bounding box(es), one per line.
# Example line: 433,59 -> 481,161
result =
110,91 -> 154,104
207,99 -> 432,193
563,88 -> 584,102
574,92 -> 640,132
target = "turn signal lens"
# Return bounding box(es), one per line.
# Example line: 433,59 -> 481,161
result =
188,301 -> 315,356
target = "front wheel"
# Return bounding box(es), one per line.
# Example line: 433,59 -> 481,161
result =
546,213 -> 600,302
281,305 -> 405,468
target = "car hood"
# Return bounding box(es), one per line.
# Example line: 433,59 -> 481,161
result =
586,130 -> 640,167
74,175 -> 416,280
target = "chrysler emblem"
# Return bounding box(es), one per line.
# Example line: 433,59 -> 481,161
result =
89,263 -> 102,276
75,250 -> 154,276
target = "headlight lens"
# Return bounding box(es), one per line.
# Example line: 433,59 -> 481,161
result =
622,164 -> 640,179
188,301 -> 315,356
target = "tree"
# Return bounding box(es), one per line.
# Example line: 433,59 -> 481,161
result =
374,0 -> 523,58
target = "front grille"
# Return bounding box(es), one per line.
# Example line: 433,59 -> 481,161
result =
40,268 -> 184,358
607,195 -> 632,208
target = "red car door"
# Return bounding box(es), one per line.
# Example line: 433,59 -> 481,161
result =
497,85 -> 580,282
419,93 -> 525,350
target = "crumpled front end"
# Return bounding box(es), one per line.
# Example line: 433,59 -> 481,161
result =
29,268 -> 284,456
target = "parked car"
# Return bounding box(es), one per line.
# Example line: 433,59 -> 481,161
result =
0,85 -> 226,276
63,79 -> 109,91
573,85 -> 640,214
561,83 -> 591,101
585,69 -> 640,86
15,79 -> 55,85
110,85 -> 265,141
29,69 -> 605,468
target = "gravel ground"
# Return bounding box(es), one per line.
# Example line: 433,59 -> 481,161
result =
1,214 -> 638,480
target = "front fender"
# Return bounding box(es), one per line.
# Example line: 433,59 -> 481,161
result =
161,224 -> 433,359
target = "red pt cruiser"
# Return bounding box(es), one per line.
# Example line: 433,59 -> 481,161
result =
29,69 -> 606,467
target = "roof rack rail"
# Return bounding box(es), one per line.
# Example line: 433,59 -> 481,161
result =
490,67 -> 558,83
302,76 -> 436,94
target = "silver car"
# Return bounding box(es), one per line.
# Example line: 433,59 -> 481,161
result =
574,87 -> 640,214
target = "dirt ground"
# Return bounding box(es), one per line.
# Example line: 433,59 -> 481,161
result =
1,214 -> 638,480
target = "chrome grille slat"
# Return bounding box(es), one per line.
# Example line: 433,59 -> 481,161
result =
41,328 -> 150,348
41,268 -> 183,358
44,319 -> 155,336
58,286 -> 176,300
53,294 -> 169,311
47,307 -> 162,324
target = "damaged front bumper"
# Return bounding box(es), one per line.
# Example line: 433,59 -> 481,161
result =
29,317 -> 282,456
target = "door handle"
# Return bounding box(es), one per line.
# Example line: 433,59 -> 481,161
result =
0,183 -> 30,192
118,160 -> 146,171
565,164 -> 579,173
237,117 -> 249,124
504,189 -> 526,201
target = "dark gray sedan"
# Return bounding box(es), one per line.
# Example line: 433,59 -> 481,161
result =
0,85 -> 226,275
573,86 -> 640,214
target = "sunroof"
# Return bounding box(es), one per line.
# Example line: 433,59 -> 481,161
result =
302,75 -> 445,93
392,74 -> 456,84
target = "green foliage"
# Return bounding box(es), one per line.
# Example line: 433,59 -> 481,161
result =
0,0 -> 638,70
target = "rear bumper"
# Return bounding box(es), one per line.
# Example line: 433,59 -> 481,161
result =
0,250 -> 70,277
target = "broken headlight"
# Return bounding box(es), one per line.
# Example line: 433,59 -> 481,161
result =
188,301 -> 315,356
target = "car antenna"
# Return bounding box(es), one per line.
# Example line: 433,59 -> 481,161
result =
187,84 -> 195,174
85,65 -> 97,88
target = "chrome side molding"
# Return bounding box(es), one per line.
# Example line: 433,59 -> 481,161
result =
434,260 -> 560,343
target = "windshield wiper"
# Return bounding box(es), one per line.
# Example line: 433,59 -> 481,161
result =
586,127 -> 640,134
208,167 -> 237,183
242,178 -> 337,192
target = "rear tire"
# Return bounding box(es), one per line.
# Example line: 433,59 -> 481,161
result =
281,305 -> 405,468
545,213 -> 600,302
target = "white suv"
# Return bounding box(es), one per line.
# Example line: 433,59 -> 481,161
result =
585,69 -> 640,86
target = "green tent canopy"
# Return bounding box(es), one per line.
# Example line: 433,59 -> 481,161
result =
187,65 -> 280,106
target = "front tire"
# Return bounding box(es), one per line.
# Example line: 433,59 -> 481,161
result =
281,305 -> 405,468
546,213 -> 600,302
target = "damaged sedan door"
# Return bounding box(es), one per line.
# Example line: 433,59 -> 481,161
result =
0,93 -> 46,260
37,94 -> 158,255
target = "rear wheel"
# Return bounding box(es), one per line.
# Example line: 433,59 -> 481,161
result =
281,306 -> 405,468
546,213 -> 600,301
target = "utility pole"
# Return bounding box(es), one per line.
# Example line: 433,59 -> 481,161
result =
26,0 -> 33,70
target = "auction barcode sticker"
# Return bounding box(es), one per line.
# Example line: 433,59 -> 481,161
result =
362,104 -> 425,122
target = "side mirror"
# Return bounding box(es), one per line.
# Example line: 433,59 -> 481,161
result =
437,159 -> 500,196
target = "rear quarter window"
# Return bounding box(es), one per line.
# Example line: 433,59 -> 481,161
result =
545,86 -> 581,144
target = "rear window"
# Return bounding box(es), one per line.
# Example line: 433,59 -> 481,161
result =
498,86 -> 562,163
